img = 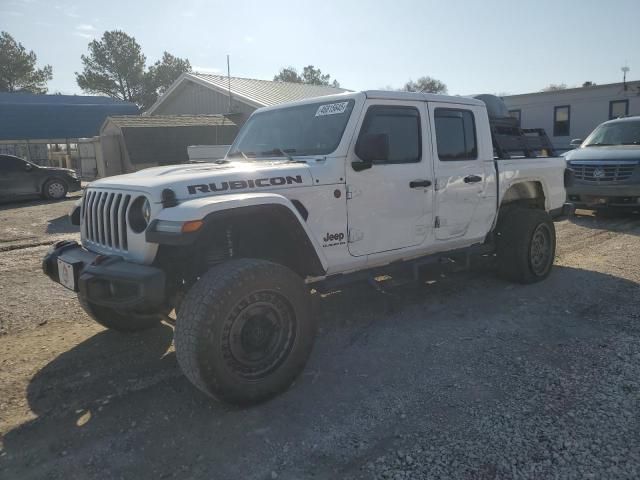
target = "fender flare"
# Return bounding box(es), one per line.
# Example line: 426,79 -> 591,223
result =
147,192 -> 328,275
498,177 -> 550,210
490,177 -> 550,233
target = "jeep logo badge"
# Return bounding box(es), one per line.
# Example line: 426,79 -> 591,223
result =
322,232 -> 346,247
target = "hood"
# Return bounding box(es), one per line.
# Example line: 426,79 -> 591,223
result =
565,145 -> 640,162
89,160 -> 314,202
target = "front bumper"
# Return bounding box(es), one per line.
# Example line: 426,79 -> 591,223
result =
67,177 -> 82,192
42,240 -> 166,312
566,183 -> 640,207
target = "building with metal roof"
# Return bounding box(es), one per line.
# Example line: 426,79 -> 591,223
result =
146,72 -> 348,121
97,114 -> 238,177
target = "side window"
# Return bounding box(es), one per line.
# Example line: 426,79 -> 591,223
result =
356,106 -> 421,164
609,100 -> 628,119
434,108 -> 478,161
509,109 -> 521,127
553,105 -> 570,136
0,156 -> 26,172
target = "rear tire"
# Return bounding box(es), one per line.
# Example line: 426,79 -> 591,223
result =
79,297 -> 163,332
43,178 -> 68,200
495,207 -> 556,284
174,259 -> 315,405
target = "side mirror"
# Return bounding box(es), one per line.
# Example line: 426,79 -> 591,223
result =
24,163 -> 33,171
353,133 -> 389,171
569,138 -> 583,147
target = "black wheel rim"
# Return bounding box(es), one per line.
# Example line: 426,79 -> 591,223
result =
529,223 -> 552,276
222,291 -> 296,380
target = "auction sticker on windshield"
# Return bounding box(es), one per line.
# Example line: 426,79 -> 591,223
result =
315,102 -> 349,117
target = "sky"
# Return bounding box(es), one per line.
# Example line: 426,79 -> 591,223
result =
2,0 -> 640,97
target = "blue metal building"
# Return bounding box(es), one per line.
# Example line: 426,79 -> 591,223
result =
0,92 -> 138,142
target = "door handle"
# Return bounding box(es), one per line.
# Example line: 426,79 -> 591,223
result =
464,175 -> 482,184
409,179 -> 432,188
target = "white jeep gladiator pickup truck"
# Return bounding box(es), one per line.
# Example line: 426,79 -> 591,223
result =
43,91 -> 571,405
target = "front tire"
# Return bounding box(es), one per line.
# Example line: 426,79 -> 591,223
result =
175,259 -> 315,405
496,207 -> 556,284
79,297 -> 163,331
43,178 -> 68,200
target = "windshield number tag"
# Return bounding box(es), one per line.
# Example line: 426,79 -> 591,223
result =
315,102 -> 349,117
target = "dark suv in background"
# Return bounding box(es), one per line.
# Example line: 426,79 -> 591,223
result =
0,154 -> 81,201
565,116 -> 640,211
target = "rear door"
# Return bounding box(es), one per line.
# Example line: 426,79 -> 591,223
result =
346,100 -> 434,256
428,103 -> 492,240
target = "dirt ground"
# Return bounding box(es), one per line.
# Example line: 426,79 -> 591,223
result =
1,198 -> 639,479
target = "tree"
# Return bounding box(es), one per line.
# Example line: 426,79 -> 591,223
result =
76,30 -> 146,102
76,31 -> 191,109
301,65 -> 340,87
274,65 -> 340,87
0,31 -> 52,93
541,83 -> 567,92
402,76 -> 447,94
273,66 -> 302,83
140,51 -> 191,109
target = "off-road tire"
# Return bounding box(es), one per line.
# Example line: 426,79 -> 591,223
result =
175,259 -> 315,405
43,178 -> 68,200
79,297 -> 163,331
495,207 -> 556,284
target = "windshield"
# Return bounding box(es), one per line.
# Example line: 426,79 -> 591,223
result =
228,99 -> 355,158
583,120 -> 640,146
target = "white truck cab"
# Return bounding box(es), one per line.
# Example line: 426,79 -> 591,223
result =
44,91 -> 570,405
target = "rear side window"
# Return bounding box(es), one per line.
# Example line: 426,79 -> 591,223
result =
434,109 -> 478,161
0,156 -> 27,172
357,106 -> 421,164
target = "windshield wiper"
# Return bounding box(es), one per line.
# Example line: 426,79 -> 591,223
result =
258,147 -> 307,163
586,143 -> 613,147
227,150 -> 255,160
259,147 -> 298,161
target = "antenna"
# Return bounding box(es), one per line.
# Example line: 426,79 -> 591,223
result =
621,64 -> 630,90
227,54 -> 232,112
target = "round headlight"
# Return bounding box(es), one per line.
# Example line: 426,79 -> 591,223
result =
129,196 -> 150,233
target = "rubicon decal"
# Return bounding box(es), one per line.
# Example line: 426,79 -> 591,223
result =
187,175 -> 303,195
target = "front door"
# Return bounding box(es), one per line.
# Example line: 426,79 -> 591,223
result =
0,155 -> 37,197
346,100 -> 433,257
427,103 -> 491,240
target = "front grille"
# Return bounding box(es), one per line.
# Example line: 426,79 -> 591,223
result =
82,189 -> 132,252
570,162 -> 637,183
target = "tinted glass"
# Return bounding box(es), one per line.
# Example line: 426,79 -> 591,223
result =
228,99 -> 355,158
584,120 -> 640,146
554,106 -> 570,136
357,106 -> 421,164
0,156 -> 27,172
509,110 -> 521,126
434,109 -> 478,160
609,100 -> 628,119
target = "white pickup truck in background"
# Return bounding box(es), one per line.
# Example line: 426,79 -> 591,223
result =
44,91 -> 571,405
